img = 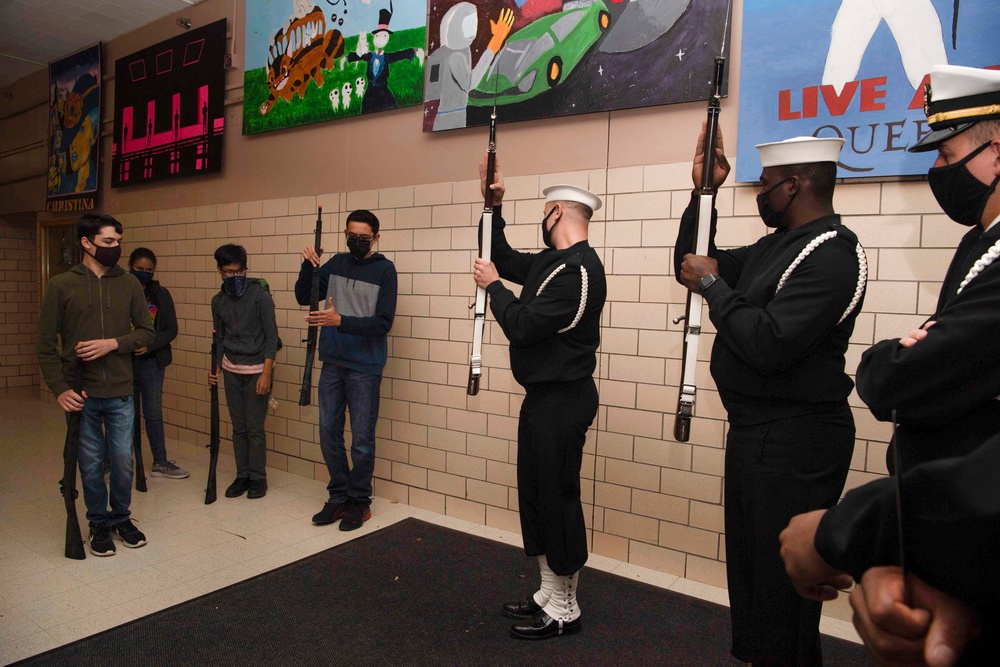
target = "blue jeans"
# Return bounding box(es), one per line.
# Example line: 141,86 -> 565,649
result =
318,364 -> 381,505
77,395 -> 134,528
136,356 -> 168,464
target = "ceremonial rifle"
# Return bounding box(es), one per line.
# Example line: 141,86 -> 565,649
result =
468,96 -> 499,395
673,5 -> 731,442
890,410 -> 909,604
132,355 -> 147,492
205,331 -> 220,504
299,205 -> 323,406
60,361 -> 86,560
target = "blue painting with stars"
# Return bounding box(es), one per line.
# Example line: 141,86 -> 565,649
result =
422,0 -> 731,132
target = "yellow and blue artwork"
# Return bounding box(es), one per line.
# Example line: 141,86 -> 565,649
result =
47,44 -> 101,213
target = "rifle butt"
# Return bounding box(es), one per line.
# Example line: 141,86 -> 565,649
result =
673,414 -> 691,443
205,435 -> 219,505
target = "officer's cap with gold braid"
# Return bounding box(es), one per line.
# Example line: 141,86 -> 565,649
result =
909,65 -> 1000,153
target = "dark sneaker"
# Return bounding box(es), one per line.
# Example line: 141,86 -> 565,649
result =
151,460 -> 190,479
312,501 -> 347,525
225,478 -> 251,498
111,519 -> 147,548
247,478 -> 268,499
89,527 -> 116,557
339,501 -> 371,532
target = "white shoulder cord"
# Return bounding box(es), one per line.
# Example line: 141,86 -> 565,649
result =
774,231 -> 868,325
535,263 -> 589,333
956,239 -> 1000,294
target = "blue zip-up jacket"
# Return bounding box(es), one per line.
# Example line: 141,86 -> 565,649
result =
295,252 -> 397,376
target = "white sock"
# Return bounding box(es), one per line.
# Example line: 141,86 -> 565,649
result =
542,569 -> 581,622
532,554 -> 554,607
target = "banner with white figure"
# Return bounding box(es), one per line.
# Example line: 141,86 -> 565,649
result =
736,0 -> 999,181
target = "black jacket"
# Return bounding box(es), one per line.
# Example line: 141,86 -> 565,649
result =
857,223 -> 1000,469
139,280 -> 177,370
815,434 -> 1000,664
674,193 -> 866,425
485,206 -> 606,386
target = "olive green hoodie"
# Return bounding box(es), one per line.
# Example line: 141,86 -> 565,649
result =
37,263 -> 155,399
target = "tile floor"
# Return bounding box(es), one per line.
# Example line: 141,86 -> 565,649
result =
0,398 -> 861,663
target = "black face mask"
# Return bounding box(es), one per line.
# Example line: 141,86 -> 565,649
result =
223,274 -> 249,298
130,270 -> 154,286
86,244 -> 122,267
540,207 -> 558,249
756,177 -> 795,229
927,141 -> 1000,227
346,236 -> 372,260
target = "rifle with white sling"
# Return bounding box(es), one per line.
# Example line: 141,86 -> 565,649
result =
672,6 -> 730,442
299,205 -> 323,406
468,98 -> 499,396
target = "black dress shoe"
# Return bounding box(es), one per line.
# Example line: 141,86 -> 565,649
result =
509,611 -> 582,640
247,479 -> 268,499
502,596 -> 543,619
225,478 -> 251,498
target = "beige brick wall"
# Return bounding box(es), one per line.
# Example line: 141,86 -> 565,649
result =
118,164 -> 947,590
0,220 -> 39,399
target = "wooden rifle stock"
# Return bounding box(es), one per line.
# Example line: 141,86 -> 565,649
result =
132,355 -> 147,492
468,106 -> 498,395
206,332 -> 220,504
61,361 -> 86,559
300,205 -> 323,406
674,53 -> 727,442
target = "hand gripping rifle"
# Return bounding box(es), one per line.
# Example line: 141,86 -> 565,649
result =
673,7 -> 730,442
60,361 -> 86,560
468,100 -> 498,395
132,355 -> 147,492
300,205 -> 323,406
205,331 -> 220,504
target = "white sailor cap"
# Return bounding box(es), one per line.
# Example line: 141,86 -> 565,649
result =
755,136 -> 845,168
542,184 -> 602,212
909,65 -> 1000,153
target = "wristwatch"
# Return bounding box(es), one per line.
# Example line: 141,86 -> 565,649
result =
699,274 -> 720,292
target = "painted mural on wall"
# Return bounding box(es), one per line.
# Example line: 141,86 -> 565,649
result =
111,19 -> 226,187
242,0 -> 426,135
736,0 -> 1000,181
47,44 -> 101,213
422,0 -> 731,132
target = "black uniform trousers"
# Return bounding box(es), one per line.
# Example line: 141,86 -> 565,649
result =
517,377 -> 598,576
725,403 -> 854,666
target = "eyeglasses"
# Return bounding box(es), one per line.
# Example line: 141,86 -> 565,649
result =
131,267 -> 154,273
345,233 -> 374,243
220,269 -> 246,278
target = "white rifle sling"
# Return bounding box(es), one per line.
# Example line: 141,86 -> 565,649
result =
678,195 -> 716,416
470,210 -> 494,379
535,259 -> 588,333
956,238 -> 1000,294
774,230 -> 868,325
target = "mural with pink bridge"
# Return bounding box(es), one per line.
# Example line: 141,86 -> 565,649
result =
112,19 -> 226,187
